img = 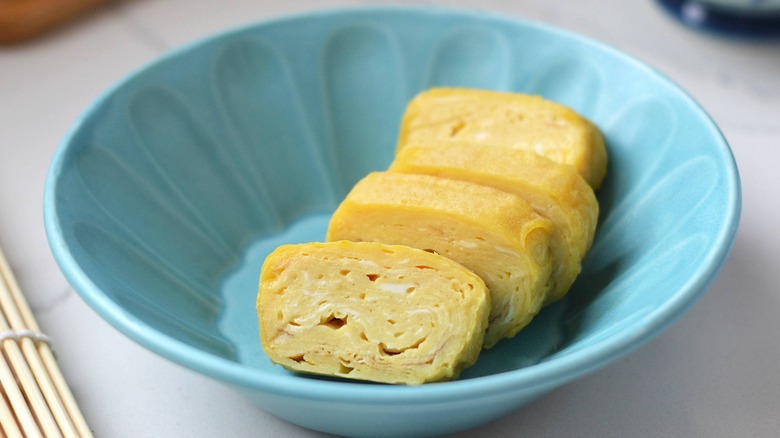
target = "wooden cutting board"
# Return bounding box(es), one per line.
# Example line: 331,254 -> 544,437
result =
0,0 -> 108,43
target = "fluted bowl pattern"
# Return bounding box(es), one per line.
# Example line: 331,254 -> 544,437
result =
44,7 -> 740,438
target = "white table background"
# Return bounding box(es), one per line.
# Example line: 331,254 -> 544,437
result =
1,1 -> 778,436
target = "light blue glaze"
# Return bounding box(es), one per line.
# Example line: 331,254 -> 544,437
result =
44,6 -> 741,437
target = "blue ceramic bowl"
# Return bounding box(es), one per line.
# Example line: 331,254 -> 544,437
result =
44,7 -> 740,437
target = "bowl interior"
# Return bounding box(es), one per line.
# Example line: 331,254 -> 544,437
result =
46,7 -> 739,388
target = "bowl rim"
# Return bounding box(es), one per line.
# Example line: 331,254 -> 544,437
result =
43,4 -> 741,403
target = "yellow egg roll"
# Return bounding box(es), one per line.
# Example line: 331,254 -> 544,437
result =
396,87 -> 607,189
326,172 -> 553,348
390,142 -> 598,304
257,241 -> 490,385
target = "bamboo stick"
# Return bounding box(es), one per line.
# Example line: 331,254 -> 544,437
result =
0,386 -> 23,438
0,343 -> 39,438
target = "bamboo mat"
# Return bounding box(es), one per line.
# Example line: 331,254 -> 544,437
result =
0,246 -> 92,437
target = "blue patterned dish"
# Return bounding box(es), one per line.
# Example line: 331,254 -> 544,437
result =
657,0 -> 780,38
44,7 -> 740,437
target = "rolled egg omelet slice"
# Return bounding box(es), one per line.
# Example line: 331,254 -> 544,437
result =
257,241 -> 490,385
326,172 -> 554,348
390,142 -> 599,305
397,87 -> 608,190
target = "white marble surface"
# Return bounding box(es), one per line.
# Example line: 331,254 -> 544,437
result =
1,0 -> 778,436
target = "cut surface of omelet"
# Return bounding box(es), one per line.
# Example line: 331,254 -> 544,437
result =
390,141 -> 598,304
257,241 -> 490,385
326,172 -> 553,348
397,87 -> 607,189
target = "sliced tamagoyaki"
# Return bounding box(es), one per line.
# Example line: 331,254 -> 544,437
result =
326,171 -> 554,348
390,141 -> 598,304
257,241 -> 490,385
396,87 -> 607,190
